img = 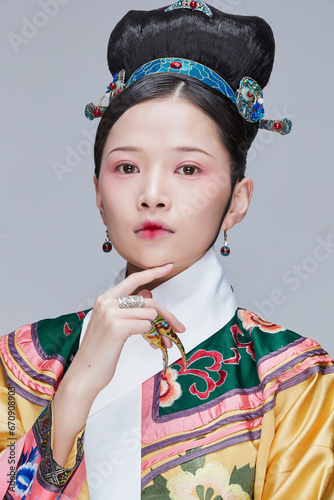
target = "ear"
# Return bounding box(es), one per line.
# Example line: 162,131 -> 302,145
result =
93,175 -> 107,226
220,177 -> 253,231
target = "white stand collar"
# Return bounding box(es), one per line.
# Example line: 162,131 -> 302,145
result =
81,247 -> 236,414
82,247 -> 237,498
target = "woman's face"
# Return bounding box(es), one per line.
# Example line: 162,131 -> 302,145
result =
94,97 -> 246,278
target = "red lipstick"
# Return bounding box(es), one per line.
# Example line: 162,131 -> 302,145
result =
134,219 -> 174,240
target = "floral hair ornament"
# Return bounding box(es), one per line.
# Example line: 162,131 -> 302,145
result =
84,69 -> 125,120
84,59 -> 292,134
165,0 -> 213,17
236,77 -> 292,135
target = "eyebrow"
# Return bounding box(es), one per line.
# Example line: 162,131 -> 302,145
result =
107,146 -> 140,157
107,146 -> 214,159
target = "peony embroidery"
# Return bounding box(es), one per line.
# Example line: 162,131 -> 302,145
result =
14,447 -> 40,500
238,310 -> 285,334
160,367 -> 182,407
167,461 -> 250,500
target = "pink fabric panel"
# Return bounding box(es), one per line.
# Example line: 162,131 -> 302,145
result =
15,325 -> 65,379
142,416 -> 262,472
263,354 -> 333,400
61,459 -> 87,499
0,434 -> 25,497
0,335 -> 54,398
0,429 -> 40,499
258,338 -> 320,380
142,376 -> 263,443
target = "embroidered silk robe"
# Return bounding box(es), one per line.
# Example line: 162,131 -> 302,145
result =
0,308 -> 333,499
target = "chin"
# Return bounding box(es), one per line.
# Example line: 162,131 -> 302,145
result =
131,257 -> 173,271
128,253 -> 204,274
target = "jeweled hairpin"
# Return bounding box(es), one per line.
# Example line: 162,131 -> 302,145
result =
258,118 -> 292,135
85,69 -> 125,120
165,0 -> 213,17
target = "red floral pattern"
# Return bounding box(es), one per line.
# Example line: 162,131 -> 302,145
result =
231,325 -> 256,361
63,323 -> 73,336
238,310 -> 285,334
63,312 -> 86,336
176,348 -> 240,400
77,311 -> 86,320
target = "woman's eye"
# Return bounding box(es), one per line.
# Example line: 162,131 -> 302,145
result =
177,165 -> 199,175
116,164 -> 139,174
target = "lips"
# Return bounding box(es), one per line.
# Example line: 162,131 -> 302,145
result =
134,219 -> 174,239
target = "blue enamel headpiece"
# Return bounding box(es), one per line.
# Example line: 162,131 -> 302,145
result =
165,0 -> 213,17
125,58 -> 237,105
85,0 -> 291,134
85,57 -> 292,135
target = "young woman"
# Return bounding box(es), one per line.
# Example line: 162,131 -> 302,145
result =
0,3 -> 333,499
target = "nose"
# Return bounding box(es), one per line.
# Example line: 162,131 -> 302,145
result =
136,169 -> 171,210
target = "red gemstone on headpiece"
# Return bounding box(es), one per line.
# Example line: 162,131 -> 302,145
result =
110,82 -> 117,90
170,61 -> 182,69
274,122 -> 282,130
190,1 -> 198,7
93,108 -> 101,117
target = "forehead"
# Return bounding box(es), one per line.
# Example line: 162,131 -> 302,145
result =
105,97 -> 225,153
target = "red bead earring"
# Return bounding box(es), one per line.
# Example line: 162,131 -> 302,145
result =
220,230 -> 230,256
102,230 -> 112,253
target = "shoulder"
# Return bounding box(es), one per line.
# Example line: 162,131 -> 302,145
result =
36,309 -> 90,363
236,308 -> 334,385
0,309 -> 90,403
236,308 -> 301,359
2,309 -> 90,359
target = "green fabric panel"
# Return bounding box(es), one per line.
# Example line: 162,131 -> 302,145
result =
159,309 -> 302,416
34,306 -> 302,413
36,309 -> 91,372
160,310 -> 260,416
251,327 -> 301,361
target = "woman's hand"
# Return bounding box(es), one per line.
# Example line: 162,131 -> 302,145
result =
68,263 -> 184,397
52,263 -> 185,465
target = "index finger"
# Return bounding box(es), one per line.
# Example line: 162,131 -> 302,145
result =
110,263 -> 173,297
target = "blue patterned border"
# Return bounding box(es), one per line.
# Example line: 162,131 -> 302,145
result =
125,58 -> 237,106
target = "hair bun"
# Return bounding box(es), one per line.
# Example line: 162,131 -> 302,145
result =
107,5 -> 275,91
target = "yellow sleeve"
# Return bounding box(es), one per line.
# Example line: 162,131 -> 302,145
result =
0,344 -> 86,497
260,372 -> 334,499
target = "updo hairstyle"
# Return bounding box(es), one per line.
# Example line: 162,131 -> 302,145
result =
94,5 -> 275,194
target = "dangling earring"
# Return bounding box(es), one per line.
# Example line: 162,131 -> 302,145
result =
220,230 -> 230,256
102,230 -> 112,253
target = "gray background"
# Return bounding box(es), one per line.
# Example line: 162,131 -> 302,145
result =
1,0 -> 333,354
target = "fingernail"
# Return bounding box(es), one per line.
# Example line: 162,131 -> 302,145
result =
162,263 -> 173,268
178,322 -> 186,331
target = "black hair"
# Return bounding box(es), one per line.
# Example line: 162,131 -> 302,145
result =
94,4 -> 275,194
